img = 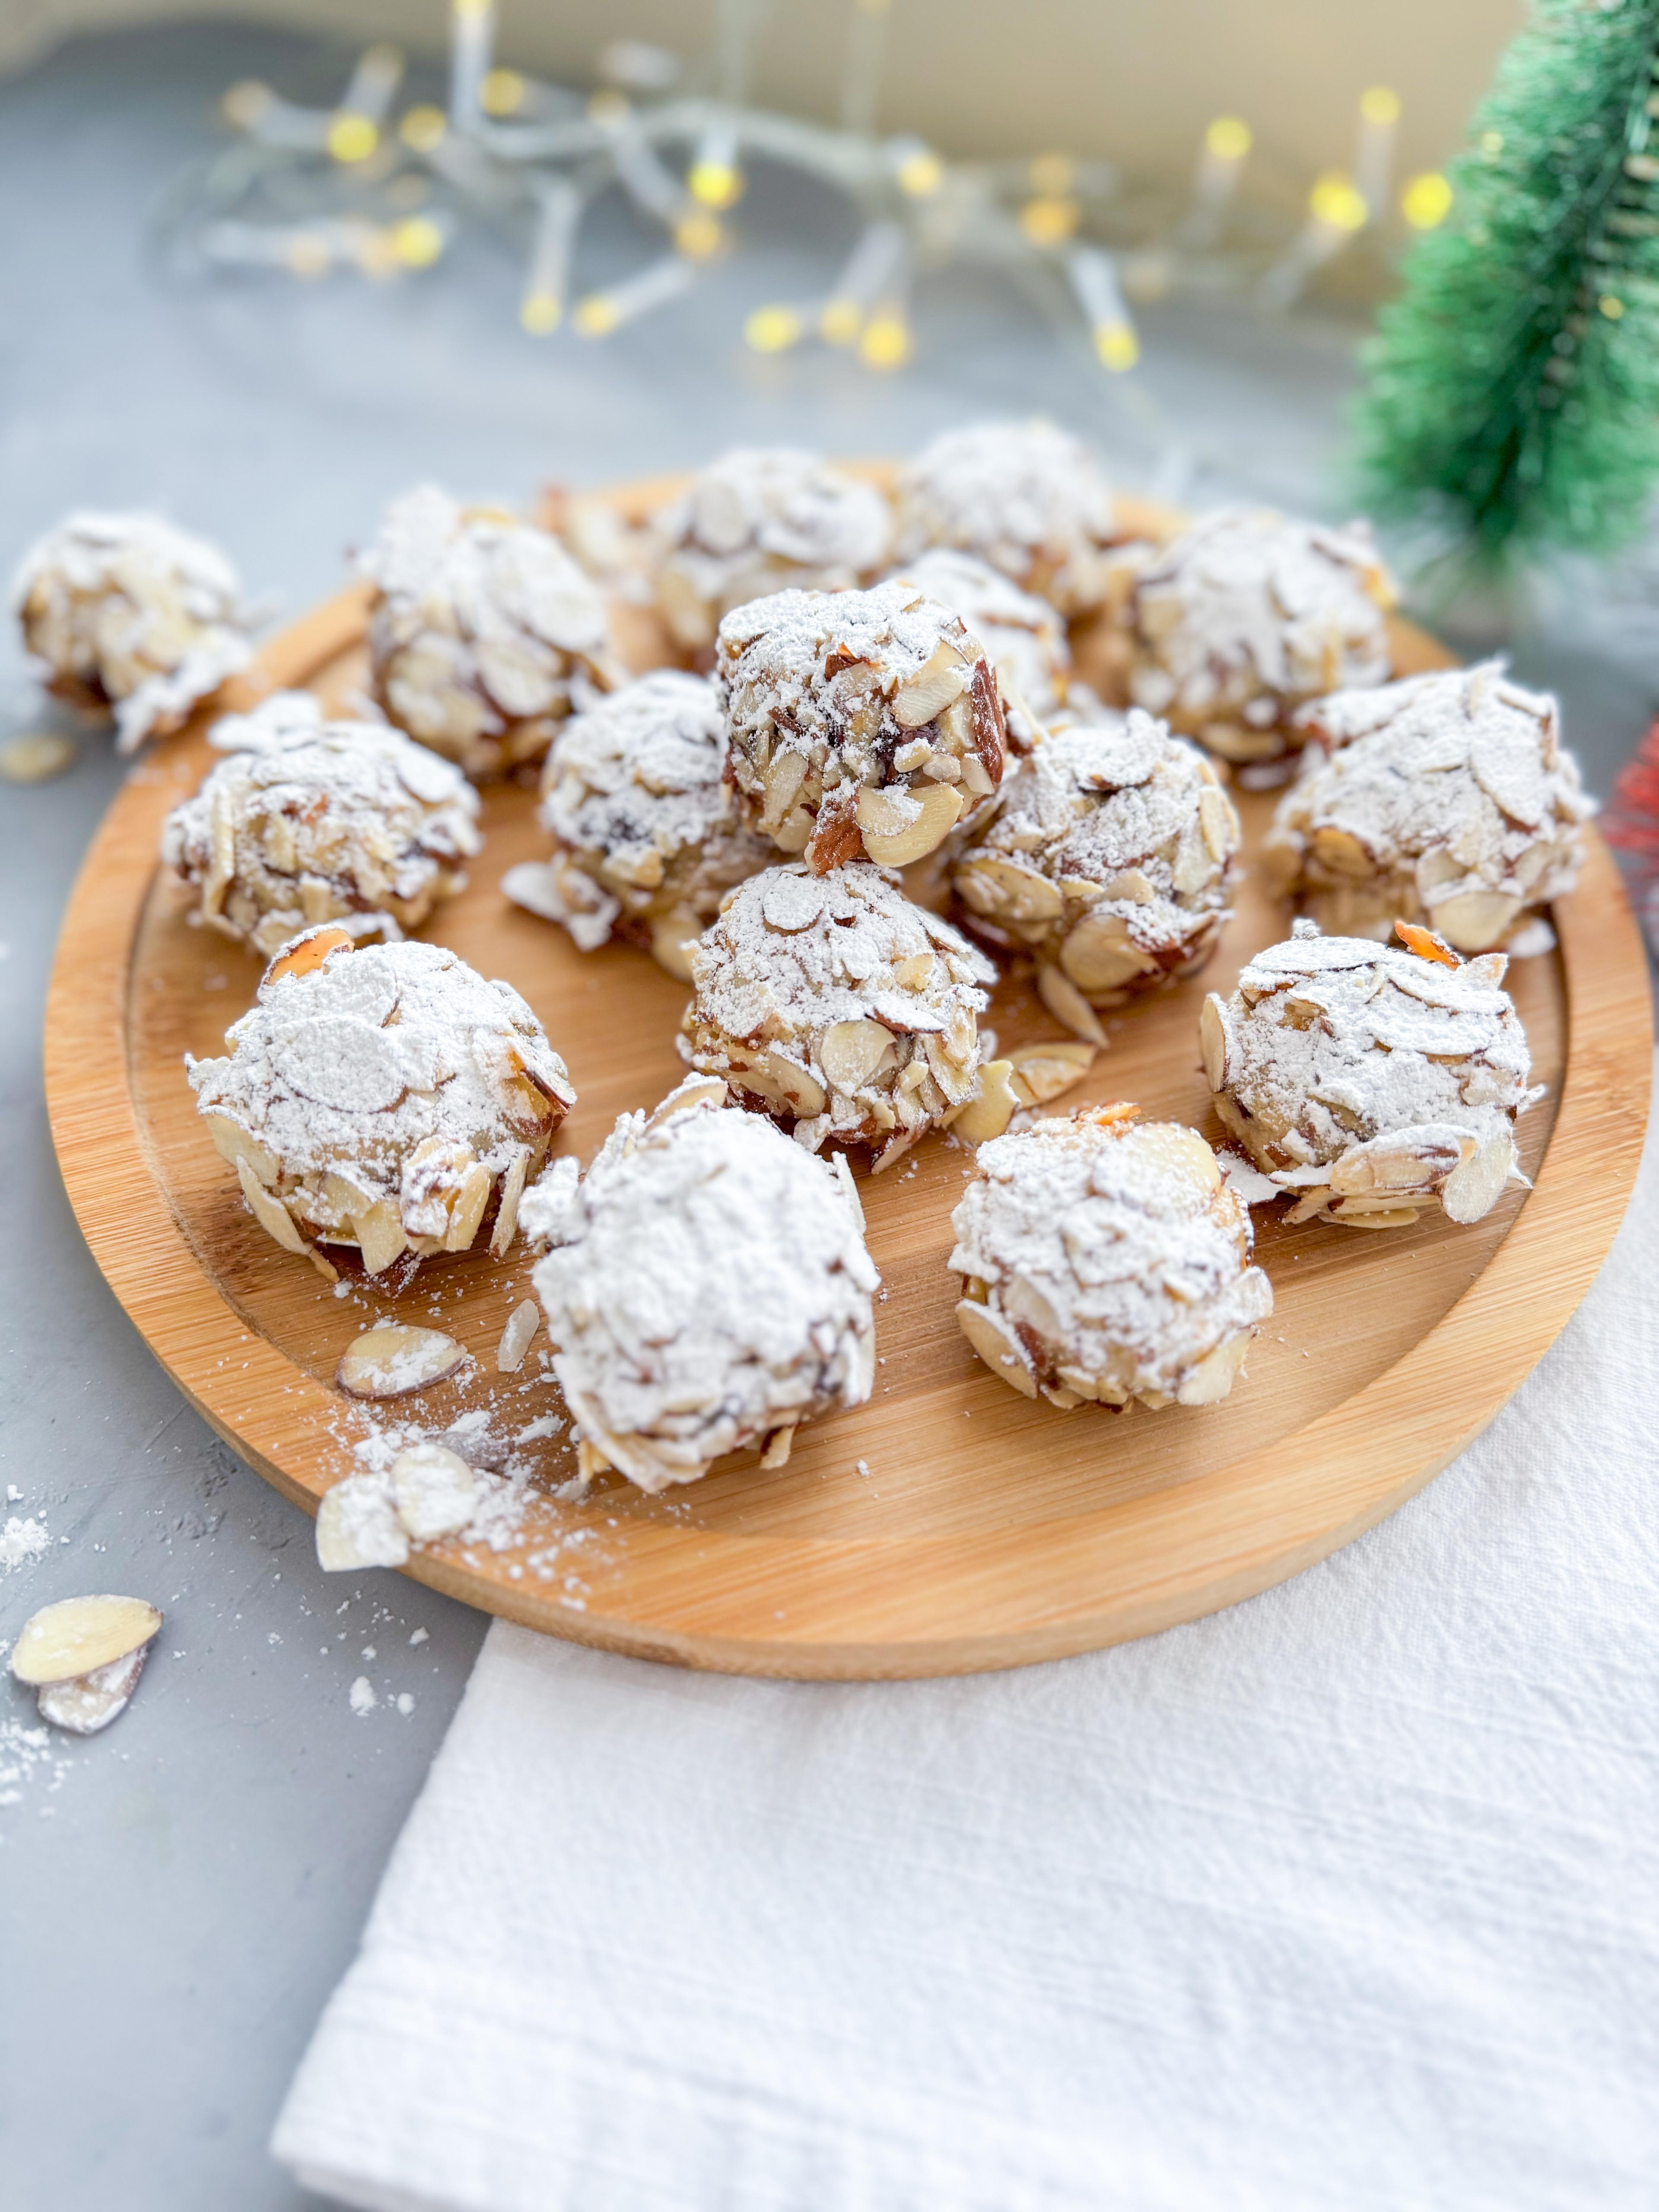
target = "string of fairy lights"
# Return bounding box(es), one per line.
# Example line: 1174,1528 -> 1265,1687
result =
159,0 -> 1459,375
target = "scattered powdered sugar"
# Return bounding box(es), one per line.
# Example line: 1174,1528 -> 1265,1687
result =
680,861 -> 994,1164
1271,663 -> 1590,943
521,1081 -> 879,1490
887,546 -> 1071,721
1,1516 -> 51,1572
12,509 -> 251,753
949,1112 -> 1272,1409
653,447 -> 893,642
348,1675 -> 377,1715
893,420 -> 1116,613
161,692 -> 482,957
517,668 -> 771,954
0,1714 -> 72,1824
1130,507 -> 1394,739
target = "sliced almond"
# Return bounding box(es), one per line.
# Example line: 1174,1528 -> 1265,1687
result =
1175,1333 -> 1250,1406
496,1297 -> 540,1373
860,781 -> 963,867
1059,913 -> 1156,995
730,1050 -> 828,1119
350,1198 -> 409,1276
760,871 -> 826,933
0,732 -> 76,784
205,1113 -> 280,1188
759,1426 -> 795,1469
489,1145 -> 532,1259
1395,920 -> 1461,967
818,1019 -> 895,1092
1428,889 -> 1521,953
956,854 -> 1063,924
1007,1040 -> 1096,1108
337,1325 -> 467,1399
316,1474 -> 411,1569
947,1059 -> 1019,1142
236,1154 -> 307,1255
10,1595 -> 162,1686
1198,994 -> 1232,1093
855,783 -> 923,839
830,1148 -> 865,1229
955,1297 -> 1038,1398
442,1159 -> 494,1252
649,905 -> 702,981
1036,965 -> 1109,1048
759,748 -> 808,833
1309,824 -> 1375,879
1327,1205 -> 1423,1231
263,923 -> 356,987
392,1443 -> 479,1541
37,1645 -> 149,1736
893,642 -> 968,728
1440,1127 -> 1516,1224
1198,784 -> 1239,862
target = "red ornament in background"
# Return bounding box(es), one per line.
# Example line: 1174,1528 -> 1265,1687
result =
1600,716 -> 1659,954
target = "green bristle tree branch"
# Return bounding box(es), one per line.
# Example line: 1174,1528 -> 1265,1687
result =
1356,0 -> 1659,575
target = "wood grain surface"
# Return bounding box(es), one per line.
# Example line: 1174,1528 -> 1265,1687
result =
44,486 -> 1654,1677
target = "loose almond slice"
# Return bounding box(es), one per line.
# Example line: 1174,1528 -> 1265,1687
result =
337,1325 -> 466,1399
759,1426 -> 795,1469
38,1646 -> 150,1736
956,1297 -> 1038,1398
1036,964 -> 1108,1048
391,1443 -> 478,1541
0,732 -> 76,784
316,1474 -> 411,1569
11,1594 -> 162,1686
1007,1039 -> 1095,1108
263,923 -> 356,986
496,1298 -> 540,1373
1440,1127 -> 1516,1224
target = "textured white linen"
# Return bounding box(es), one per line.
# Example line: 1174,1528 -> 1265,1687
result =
273,1062 -> 1659,2212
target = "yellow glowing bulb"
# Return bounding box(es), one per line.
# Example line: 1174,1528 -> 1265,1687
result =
1309,171 -> 1369,232
1019,195 -> 1080,246
1481,130 -> 1504,157
820,297 -> 862,346
1601,293 -> 1627,319
327,112 -> 379,164
1028,153 -> 1074,197
452,0 -> 493,19
400,105 -> 446,152
1400,171 -> 1453,230
897,149 -> 944,198
1205,116 -> 1252,163
221,79 -> 273,130
690,160 -> 744,209
744,305 -> 804,353
674,211 -> 724,261
1360,86 -> 1400,127
575,295 -> 621,338
521,291 -> 562,334
392,216 -> 445,268
1094,321 -> 1140,373
859,314 -> 912,370
481,68 -> 524,116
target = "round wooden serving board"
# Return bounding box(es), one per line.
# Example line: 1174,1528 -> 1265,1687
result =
45,479 -> 1654,1678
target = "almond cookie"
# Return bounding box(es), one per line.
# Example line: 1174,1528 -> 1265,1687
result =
652,446 -> 892,651
520,1075 -> 878,1489
1201,919 -> 1539,1230
716,580 -> 1009,875
953,707 -> 1239,1044
1266,663 -> 1588,952
187,929 -> 575,1278
678,860 -> 997,1170
949,1104 -> 1272,1410
361,484 -> 619,780
13,509 -> 251,753
892,420 -> 1119,617
162,692 -> 481,959
502,668 -> 772,979
886,546 -> 1070,741
1128,507 -> 1396,766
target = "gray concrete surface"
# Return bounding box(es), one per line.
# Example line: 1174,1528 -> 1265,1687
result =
1,22 -> 1654,2212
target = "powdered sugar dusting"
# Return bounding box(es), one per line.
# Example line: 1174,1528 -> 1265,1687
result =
893,421 -> 1116,614
887,546 -> 1070,722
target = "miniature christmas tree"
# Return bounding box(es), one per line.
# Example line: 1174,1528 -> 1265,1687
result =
1356,0 -> 1659,573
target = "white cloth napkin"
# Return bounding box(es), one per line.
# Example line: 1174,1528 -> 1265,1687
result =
273,1062 -> 1659,2212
